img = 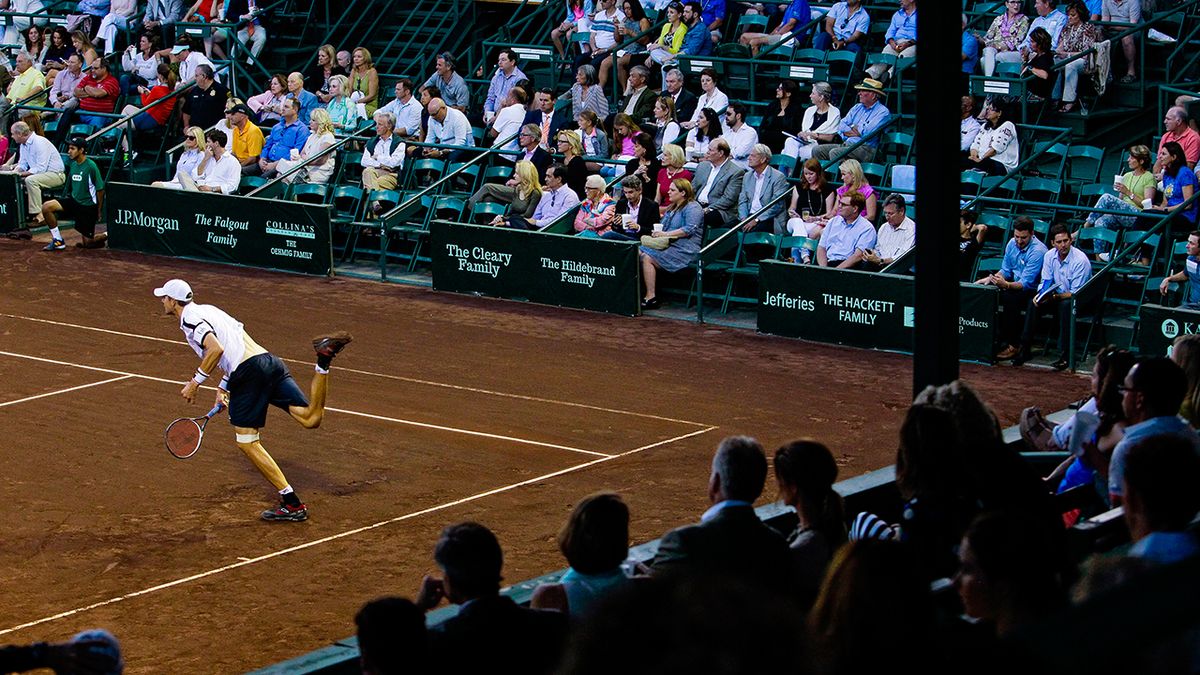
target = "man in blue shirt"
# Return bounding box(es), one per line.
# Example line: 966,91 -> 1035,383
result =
738,0 -> 811,56
865,0 -> 916,82
817,190 -> 876,268
700,0 -> 725,45
980,217 -> 1048,360
812,77 -> 890,163
1015,223 -> 1092,369
676,2 -> 714,57
257,98 -> 310,178
961,13 -> 980,75
482,49 -> 526,126
285,72 -> 319,124
1109,357 -> 1199,505
1160,230 -> 1200,309
813,0 -> 869,53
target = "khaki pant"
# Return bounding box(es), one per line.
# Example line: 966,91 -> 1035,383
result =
26,171 -> 65,215
866,43 -> 917,81
362,167 -> 397,191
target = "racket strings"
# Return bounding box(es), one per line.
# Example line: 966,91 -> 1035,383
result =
166,419 -> 202,455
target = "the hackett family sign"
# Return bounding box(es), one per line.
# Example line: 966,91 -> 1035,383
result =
430,220 -> 640,316
105,182 -> 333,275
757,261 -> 999,363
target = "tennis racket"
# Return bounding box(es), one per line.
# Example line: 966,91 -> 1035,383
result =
165,402 -> 225,459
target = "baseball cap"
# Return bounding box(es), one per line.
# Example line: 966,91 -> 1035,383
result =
228,103 -> 253,117
170,44 -> 190,54
66,135 -> 88,150
153,279 -> 193,302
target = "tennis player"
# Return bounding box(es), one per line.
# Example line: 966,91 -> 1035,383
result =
156,278 -> 352,522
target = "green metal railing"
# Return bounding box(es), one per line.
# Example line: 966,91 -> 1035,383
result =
246,121 -> 378,196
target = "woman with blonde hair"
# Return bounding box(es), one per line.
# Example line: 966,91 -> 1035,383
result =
325,74 -> 361,131
555,130 -> 588,198
836,158 -> 877,221
472,159 -> 543,223
349,46 -> 379,115
151,126 -> 207,188
651,94 -> 681,150
276,107 -> 338,184
1172,334 -> 1200,427
654,142 -> 692,215
639,177 -> 703,309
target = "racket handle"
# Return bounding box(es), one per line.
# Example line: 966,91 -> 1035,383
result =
205,402 -> 226,419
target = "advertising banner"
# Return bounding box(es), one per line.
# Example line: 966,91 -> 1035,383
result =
1136,304 -> 1200,357
757,261 -> 998,362
430,220 -> 641,316
0,172 -> 24,232
105,182 -> 332,275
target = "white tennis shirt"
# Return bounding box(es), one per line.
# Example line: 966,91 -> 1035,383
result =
179,302 -> 247,381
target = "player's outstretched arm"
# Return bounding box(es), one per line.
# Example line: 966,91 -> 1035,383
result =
181,333 -> 225,403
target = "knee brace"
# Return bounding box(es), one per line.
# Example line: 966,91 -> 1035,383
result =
235,432 -> 261,444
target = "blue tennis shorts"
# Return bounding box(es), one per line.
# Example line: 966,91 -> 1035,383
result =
226,353 -> 309,428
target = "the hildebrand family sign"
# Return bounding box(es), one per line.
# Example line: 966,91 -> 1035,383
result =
757,261 -> 999,363
105,182 -> 333,275
430,220 -> 641,316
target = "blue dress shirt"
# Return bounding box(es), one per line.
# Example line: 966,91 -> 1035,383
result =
262,118 -> 311,162
837,101 -> 890,148
884,6 -> 917,42
1000,235 -> 1048,290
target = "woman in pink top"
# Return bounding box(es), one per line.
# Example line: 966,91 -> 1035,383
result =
834,159 -> 877,221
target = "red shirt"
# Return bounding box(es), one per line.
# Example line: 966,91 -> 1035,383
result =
1161,126 -> 1200,166
76,73 -> 120,114
141,84 -> 176,125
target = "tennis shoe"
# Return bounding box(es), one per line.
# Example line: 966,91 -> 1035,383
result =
43,239 -> 66,251
313,332 -> 353,359
261,502 -> 308,522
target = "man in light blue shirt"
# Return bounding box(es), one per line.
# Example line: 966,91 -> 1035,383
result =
1160,230 -> 1200,309
866,0 -> 916,82
1121,434 -> 1200,565
962,13 -> 980,74
257,98 -> 310,177
506,164 -> 580,230
677,2 -> 714,57
813,0 -> 869,53
1015,223 -> 1091,368
980,217 -> 1048,360
812,78 -> 890,163
423,98 -> 475,161
1109,358 -> 1198,504
818,190 -> 877,268
421,52 -> 470,110
482,49 -> 526,125
997,0 -> 1068,68
379,78 -> 424,139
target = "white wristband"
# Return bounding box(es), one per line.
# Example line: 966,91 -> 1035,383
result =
192,369 -> 209,385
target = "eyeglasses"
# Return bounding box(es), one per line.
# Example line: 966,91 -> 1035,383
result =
1117,385 -> 1139,394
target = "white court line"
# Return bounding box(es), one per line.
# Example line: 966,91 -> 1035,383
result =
0,351 -> 611,458
0,424 -> 718,636
0,313 -> 711,427
0,375 -> 132,408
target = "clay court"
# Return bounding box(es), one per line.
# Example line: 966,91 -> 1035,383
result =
0,242 -> 1083,673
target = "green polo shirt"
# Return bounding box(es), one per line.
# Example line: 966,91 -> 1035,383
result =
67,157 -> 104,206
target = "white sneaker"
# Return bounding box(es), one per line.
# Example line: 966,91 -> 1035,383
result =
1097,252 -> 1111,262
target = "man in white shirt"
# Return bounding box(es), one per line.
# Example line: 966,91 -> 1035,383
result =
156,278 -> 352,522
721,103 -> 759,169
175,129 -> 241,193
575,0 -> 625,72
862,193 -> 915,270
360,110 -> 406,198
424,97 -> 475,161
1,121 -> 66,221
960,95 -> 981,152
165,39 -> 218,86
48,53 -> 85,119
489,88 -> 529,153
378,78 -> 423,139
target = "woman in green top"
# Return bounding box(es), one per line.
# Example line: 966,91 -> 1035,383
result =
1081,144 -> 1156,253
324,75 -> 361,132
348,46 -> 379,116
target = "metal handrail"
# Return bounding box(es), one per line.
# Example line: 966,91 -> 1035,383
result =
246,121 -> 377,195
961,123 -> 1072,210
85,80 -> 197,141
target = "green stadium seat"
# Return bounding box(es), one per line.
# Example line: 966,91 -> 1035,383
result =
721,232 -> 779,314
470,201 -> 507,224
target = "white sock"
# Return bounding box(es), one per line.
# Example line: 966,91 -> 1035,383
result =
49,227 -> 62,241
314,364 -> 329,375
279,485 -> 294,495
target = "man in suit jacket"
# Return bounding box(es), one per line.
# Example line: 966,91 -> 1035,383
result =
664,68 -> 698,122
737,144 -> 790,233
508,123 -> 552,181
690,138 -> 746,230
649,435 -> 794,593
608,174 -> 659,239
523,87 -> 567,150
616,65 -> 657,124
417,522 -> 568,675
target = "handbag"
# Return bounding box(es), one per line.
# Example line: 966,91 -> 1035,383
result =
640,234 -> 671,250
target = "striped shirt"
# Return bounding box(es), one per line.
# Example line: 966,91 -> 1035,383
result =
590,8 -> 626,49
